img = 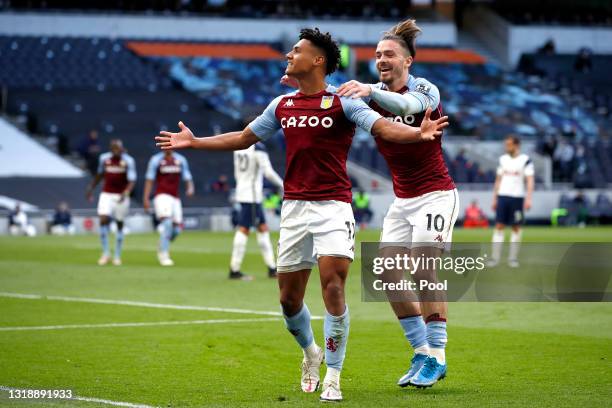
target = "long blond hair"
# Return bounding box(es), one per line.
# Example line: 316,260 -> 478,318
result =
381,19 -> 422,58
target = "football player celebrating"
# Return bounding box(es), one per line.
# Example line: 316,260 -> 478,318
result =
304,19 -> 459,389
156,28 -> 448,402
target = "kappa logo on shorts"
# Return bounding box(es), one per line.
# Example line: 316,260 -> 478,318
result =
434,234 -> 444,243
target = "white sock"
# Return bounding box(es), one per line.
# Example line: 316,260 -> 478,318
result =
303,340 -> 320,360
429,348 -> 445,364
230,230 -> 248,272
414,344 -> 429,355
491,229 -> 505,261
324,367 -> 341,385
256,231 -> 276,269
509,230 -> 522,261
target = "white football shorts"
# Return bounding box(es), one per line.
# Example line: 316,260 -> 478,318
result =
277,200 -> 356,273
97,192 -> 130,222
381,189 -> 460,250
153,193 -> 183,224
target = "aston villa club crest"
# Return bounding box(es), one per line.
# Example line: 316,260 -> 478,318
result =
320,95 -> 334,109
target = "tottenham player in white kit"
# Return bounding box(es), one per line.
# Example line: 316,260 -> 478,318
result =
156,28 -> 448,402
230,142 -> 284,280
490,135 -> 534,267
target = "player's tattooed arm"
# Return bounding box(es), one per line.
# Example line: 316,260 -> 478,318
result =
155,122 -> 258,151
372,107 -> 448,143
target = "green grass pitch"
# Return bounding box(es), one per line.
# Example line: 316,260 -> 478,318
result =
0,227 -> 611,407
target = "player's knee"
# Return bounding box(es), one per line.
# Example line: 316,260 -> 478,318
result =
116,221 -> 124,231
322,280 -> 344,301
238,226 -> 250,236
100,216 -> 110,225
279,294 -> 302,316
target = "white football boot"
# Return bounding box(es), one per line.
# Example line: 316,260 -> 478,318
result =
301,346 -> 324,393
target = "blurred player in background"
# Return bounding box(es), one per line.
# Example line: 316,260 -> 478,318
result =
86,139 -> 136,266
489,135 -> 534,267
156,28 -> 448,402
143,150 -> 194,266
331,19 -> 458,389
230,142 -> 283,280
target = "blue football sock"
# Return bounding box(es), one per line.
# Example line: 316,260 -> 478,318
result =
159,218 -> 172,252
99,224 -> 110,256
324,305 -> 350,370
426,320 -> 447,364
399,315 -> 427,351
283,303 -> 314,349
170,224 -> 181,241
115,229 -> 124,259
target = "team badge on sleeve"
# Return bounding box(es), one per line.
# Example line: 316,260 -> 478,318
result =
320,95 -> 334,109
415,83 -> 431,94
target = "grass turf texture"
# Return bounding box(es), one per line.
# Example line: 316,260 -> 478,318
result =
0,227 -> 611,407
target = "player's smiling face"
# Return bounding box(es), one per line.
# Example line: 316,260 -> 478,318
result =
375,40 -> 411,84
285,39 -> 323,77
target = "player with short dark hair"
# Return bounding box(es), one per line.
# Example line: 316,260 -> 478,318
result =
155,27 -> 448,402
86,139 -> 136,266
489,135 -> 534,268
143,150 -> 194,266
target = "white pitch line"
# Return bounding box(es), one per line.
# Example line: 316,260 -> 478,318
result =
0,317 -> 281,332
0,385 -> 158,408
0,292 -> 325,319
0,292 -> 278,317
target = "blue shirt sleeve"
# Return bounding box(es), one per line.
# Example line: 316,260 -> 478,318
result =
339,96 -> 382,134
248,95 -> 283,141
410,77 -> 440,111
125,155 -> 137,182
179,154 -> 193,181
145,154 -> 161,181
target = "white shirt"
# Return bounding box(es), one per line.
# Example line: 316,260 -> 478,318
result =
497,153 -> 535,198
233,143 -> 283,203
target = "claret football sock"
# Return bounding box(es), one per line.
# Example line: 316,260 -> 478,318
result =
283,303 -> 314,350
256,231 -> 276,269
399,315 -> 429,355
230,230 -> 248,272
425,316 -> 447,365
323,305 -> 350,370
99,224 -> 110,256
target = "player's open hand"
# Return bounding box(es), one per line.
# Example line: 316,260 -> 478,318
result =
155,121 -> 194,150
419,107 -> 449,141
85,190 -> 93,202
143,198 -> 150,211
336,80 -> 371,99
524,197 -> 532,211
280,75 -> 299,89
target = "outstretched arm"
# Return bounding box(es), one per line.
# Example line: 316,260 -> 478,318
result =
155,121 -> 259,151
371,107 -> 448,144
